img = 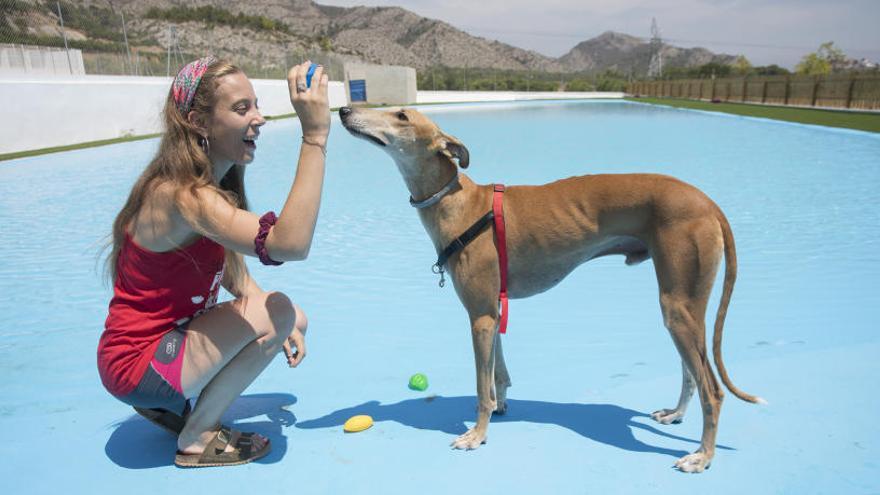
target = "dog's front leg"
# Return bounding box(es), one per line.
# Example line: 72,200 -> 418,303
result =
451,314 -> 497,450
493,331 -> 511,415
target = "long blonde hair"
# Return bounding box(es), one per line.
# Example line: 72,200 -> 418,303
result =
106,59 -> 249,294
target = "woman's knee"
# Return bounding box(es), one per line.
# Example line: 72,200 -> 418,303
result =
263,291 -> 297,341
293,303 -> 308,334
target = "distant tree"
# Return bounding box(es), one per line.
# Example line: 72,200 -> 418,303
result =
796,41 -> 847,75
753,64 -> 790,76
796,53 -> 831,76
733,55 -> 752,75
818,41 -> 847,71
595,69 -> 627,91
565,79 -> 594,92
696,62 -> 732,79
661,66 -> 695,79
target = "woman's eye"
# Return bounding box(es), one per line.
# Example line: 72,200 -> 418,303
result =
397,111 -> 408,121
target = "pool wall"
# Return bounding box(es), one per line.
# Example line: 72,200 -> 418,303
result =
0,76 -> 346,155
0,75 -> 621,155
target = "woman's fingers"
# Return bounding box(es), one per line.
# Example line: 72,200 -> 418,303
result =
287,331 -> 307,368
287,61 -> 311,100
281,339 -> 294,362
310,65 -> 324,90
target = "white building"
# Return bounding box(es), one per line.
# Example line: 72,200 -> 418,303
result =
343,63 -> 417,106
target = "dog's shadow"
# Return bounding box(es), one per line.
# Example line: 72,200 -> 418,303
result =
297,396 -> 732,458
104,393 -> 297,469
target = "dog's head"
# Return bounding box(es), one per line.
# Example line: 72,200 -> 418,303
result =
339,106 -> 469,171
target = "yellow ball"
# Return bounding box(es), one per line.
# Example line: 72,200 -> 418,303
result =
343,415 -> 373,433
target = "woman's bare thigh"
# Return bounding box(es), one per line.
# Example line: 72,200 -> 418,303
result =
180,291 -> 293,398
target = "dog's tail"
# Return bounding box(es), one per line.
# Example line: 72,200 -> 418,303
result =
713,210 -> 767,405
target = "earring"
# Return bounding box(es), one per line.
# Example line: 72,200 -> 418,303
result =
198,135 -> 211,155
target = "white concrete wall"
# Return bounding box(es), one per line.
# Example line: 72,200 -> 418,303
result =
0,76 -> 346,154
0,75 -> 621,155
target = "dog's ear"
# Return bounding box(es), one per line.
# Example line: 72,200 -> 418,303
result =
437,133 -> 470,169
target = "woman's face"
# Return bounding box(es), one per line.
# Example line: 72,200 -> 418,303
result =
205,72 -> 266,167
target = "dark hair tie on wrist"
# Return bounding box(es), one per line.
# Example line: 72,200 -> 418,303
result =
255,211 -> 284,266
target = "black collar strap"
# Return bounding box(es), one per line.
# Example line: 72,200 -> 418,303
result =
432,209 -> 495,287
410,173 -> 459,209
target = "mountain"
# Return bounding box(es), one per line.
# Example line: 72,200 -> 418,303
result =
6,0 -> 737,74
559,31 -> 737,74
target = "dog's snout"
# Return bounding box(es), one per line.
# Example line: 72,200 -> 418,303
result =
339,107 -> 352,119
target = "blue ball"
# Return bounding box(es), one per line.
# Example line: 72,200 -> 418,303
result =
306,63 -> 318,88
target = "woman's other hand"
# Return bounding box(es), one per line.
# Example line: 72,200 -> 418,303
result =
282,327 -> 307,368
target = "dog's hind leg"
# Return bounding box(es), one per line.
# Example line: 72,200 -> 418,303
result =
451,313 -> 497,450
651,360 -> 695,424
660,292 -> 723,473
654,221 -> 725,473
493,331 -> 512,415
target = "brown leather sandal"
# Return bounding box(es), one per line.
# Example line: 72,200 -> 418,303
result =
174,427 -> 271,468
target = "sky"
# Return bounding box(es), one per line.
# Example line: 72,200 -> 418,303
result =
315,0 -> 880,69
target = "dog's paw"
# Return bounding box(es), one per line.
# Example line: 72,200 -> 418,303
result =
450,429 -> 487,450
651,408 -> 685,425
674,452 -> 711,473
493,400 -> 508,416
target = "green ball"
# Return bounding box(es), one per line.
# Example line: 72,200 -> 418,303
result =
408,373 -> 429,391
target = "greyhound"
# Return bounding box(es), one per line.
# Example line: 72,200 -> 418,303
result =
338,105 -> 764,473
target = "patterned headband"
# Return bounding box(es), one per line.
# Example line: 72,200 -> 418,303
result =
171,56 -> 217,114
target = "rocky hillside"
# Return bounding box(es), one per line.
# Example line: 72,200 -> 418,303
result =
560,31 -> 736,74
5,0 -> 736,74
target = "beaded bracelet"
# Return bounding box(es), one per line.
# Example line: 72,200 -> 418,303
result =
254,211 -> 284,266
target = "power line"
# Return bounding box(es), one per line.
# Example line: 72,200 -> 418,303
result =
460,24 -> 880,54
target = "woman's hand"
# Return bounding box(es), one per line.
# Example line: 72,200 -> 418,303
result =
282,327 -> 307,368
287,61 -> 330,145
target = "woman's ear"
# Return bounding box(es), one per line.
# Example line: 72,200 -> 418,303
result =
187,110 -> 208,135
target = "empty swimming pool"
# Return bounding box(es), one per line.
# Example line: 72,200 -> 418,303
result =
1,100 -> 878,493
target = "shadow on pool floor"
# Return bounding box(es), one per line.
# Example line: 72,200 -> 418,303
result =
104,393 -> 297,469
297,396 -> 734,459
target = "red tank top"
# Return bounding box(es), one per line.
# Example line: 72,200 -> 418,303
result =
97,232 -> 225,397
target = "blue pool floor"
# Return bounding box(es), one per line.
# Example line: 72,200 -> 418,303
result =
1,100 -> 879,494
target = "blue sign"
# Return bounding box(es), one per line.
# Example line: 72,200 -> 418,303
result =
349,79 -> 366,102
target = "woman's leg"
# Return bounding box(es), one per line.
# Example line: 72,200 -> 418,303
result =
176,290 -> 307,454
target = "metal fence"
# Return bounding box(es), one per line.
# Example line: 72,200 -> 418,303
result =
0,43 -> 84,75
0,0 -> 352,79
628,74 -> 880,111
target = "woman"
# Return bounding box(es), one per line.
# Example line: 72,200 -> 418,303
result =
97,57 -> 330,467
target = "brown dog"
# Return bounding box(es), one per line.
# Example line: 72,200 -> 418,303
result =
339,105 -> 764,473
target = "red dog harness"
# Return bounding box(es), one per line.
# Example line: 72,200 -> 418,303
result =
492,185 -> 509,334
433,184 -> 509,334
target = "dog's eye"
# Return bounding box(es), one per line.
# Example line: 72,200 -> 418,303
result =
397,110 -> 409,122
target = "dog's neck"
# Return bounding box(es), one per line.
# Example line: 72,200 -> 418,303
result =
397,155 -> 460,209
409,172 -> 459,209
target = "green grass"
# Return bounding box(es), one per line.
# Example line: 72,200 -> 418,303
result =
627,97 -> 880,133
0,133 -> 162,162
